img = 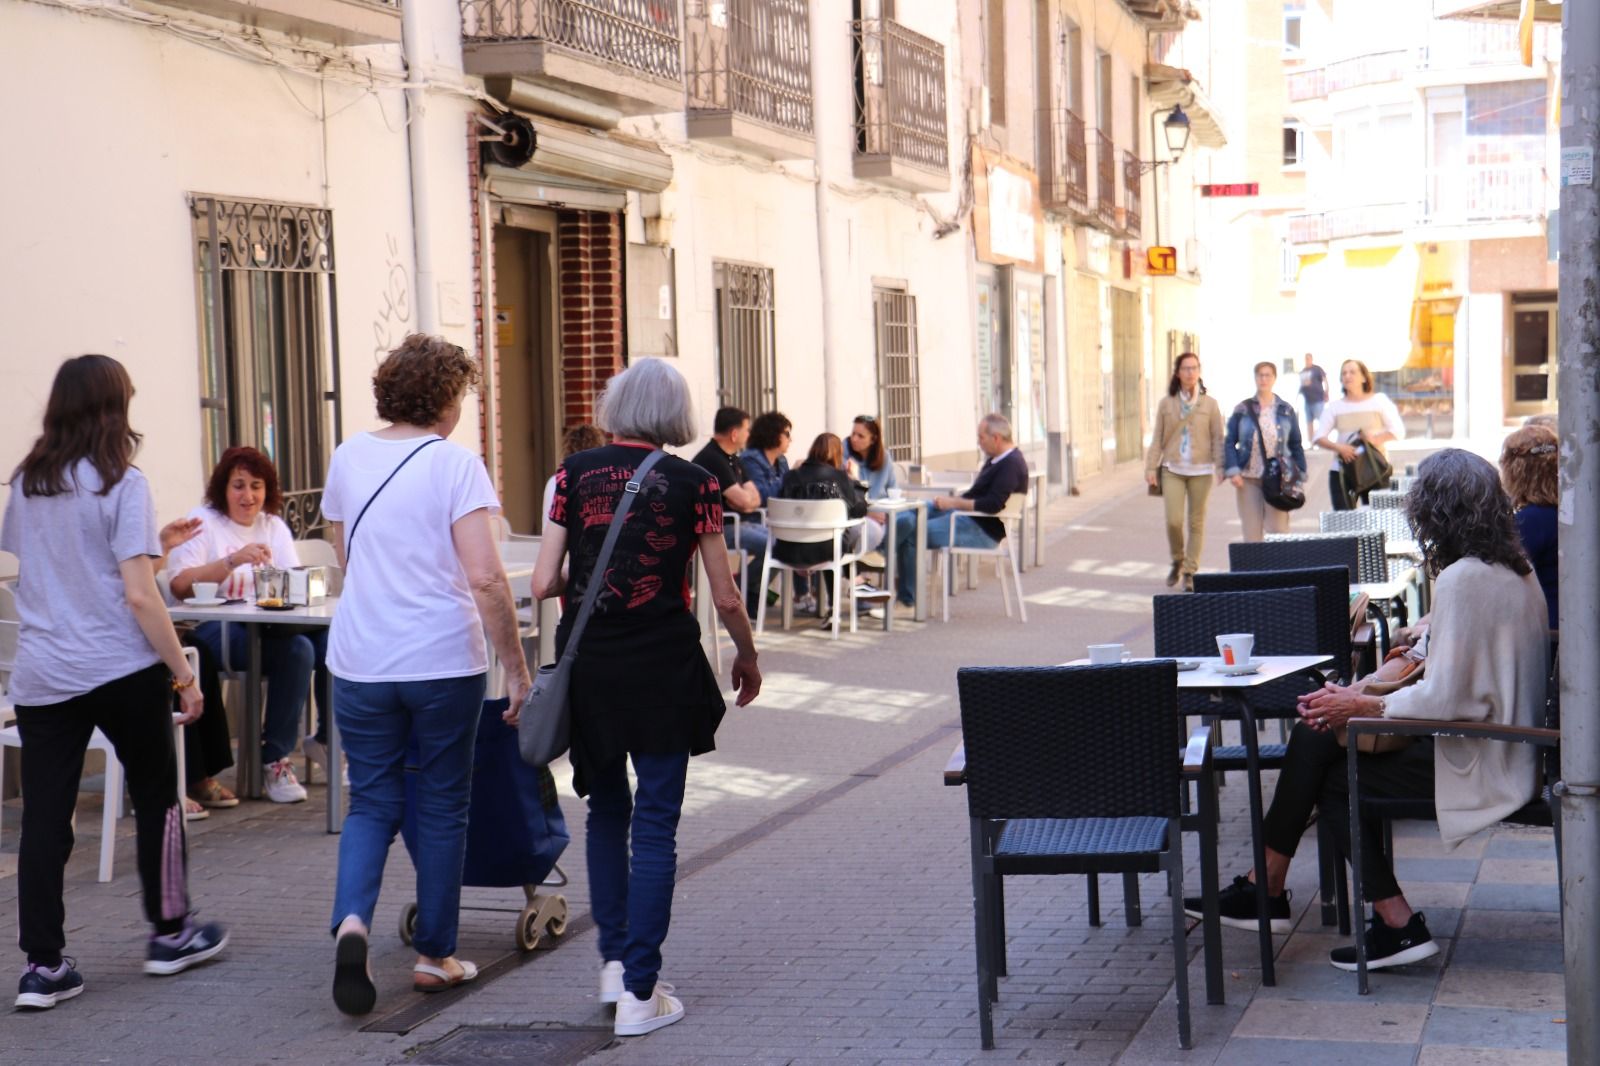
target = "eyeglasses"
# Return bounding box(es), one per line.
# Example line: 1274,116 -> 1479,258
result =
855,415 -> 878,425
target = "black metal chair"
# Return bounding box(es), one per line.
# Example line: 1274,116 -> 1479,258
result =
951,663 -> 1213,1050
1343,650 -> 1563,993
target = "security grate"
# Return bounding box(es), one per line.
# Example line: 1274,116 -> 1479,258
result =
714,260 -> 777,417
410,1025 -> 615,1066
873,287 -> 922,464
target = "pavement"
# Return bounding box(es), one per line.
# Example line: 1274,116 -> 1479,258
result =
0,444 -> 1564,1065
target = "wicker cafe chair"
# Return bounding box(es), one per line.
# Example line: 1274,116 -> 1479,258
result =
1231,536 -> 1360,583
1342,649 -> 1562,993
1265,530 -> 1388,585
951,663 -> 1211,1050
1368,489 -> 1407,509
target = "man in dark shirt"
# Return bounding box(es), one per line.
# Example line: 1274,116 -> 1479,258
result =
1299,353 -> 1328,433
692,406 -> 768,617
891,413 -> 1030,608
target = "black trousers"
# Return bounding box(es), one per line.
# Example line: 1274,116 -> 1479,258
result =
1261,721 -> 1434,901
15,664 -> 190,966
179,632 -> 234,787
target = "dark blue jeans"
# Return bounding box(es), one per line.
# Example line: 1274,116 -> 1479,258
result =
329,674 -> 485,959
892,502 -> 998,604
586,750 -> 690,999
726,518 -> 770,617
192,622 -> 328,763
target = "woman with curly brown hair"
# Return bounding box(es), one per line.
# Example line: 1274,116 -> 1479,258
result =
1501,423 -> 1559,630
321,334 -> 530,1014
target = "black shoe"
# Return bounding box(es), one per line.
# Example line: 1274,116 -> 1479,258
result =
15,959 -> 84,1010
144,921 -> 228,976
1182,875 -> 1293,934
332,930 -> 378,1016
1181,572 -> 1195,593
1166,562 -> 1182,588
1329,912 -> 1439,972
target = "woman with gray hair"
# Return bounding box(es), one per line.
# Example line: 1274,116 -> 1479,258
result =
532,358 -> 761,1037
1182,449 -> 1548,973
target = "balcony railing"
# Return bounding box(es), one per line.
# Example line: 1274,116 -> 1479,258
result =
1286,66 -> 1326,102
1419,20 -> 1554,69
1093,130 -> 1117,230
1423,162 -> 1548,224
686,0 -> 812,136
852,18 -> 950,177
1325,50 -> 1409,92
460,0 -> 682,81
1123,151 -> 1142,238
1288,201 -> 1415,244
1038,108 -> 1089,215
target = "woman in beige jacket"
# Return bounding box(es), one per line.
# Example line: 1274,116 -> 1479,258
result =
1144,352 -> 1225,590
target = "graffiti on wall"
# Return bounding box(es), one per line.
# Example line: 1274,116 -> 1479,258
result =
372,234 -> 411,361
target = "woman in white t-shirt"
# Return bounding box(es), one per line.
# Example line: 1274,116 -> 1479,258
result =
169,447 -> 324,805
1312,359 -> 1406,510
321,335 -> 530,1017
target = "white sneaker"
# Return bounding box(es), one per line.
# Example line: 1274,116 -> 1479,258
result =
613,983 -> 683,1036
301,736 -> 351,787
598,961 -> 624,1004
264,759 -> 307,803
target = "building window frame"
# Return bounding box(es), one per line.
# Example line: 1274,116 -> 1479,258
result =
1283,119 -> 1306,169
189,195 -> 342,538
1283,9 -> 1303,55
713,260 -> 778,417
872,284 -> 922,464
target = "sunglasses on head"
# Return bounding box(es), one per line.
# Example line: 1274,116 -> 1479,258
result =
855,415 -> 878,425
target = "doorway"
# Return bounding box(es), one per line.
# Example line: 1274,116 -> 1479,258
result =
493,215 -> 559,533
1507,293 -> 1557,421
1110,287 -> 1142,463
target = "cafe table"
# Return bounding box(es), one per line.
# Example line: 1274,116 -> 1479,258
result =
1061,653 -> 1333,998
169,598 -> 345,833
866,497 -> 928,628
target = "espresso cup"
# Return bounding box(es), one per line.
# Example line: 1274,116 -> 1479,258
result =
1216,633 -> 1255,667
1087,643 -> 1125,665
192,582 -> 219,601
886,487 -> 904,500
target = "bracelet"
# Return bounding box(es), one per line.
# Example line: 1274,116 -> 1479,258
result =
171,675 -> 196,693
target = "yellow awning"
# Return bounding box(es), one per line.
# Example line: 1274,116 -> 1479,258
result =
1294,246 -> 1419,373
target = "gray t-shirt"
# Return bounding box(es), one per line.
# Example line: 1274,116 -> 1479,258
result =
0,461 -> 162,705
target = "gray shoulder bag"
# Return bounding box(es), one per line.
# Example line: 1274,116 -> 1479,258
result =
518,449 -> 666,767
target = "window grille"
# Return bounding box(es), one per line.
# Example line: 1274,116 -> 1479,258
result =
873,287 -> 922,464
713,261 -> 777,417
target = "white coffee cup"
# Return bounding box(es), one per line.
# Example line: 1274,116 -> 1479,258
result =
1087,643 -> 1125,665
192,581 -> 219,602
1216,633 -> 1255,667
886,487 -> 904,500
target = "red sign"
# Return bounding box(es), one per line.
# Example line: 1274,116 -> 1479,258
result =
1199,183 -> 1260,197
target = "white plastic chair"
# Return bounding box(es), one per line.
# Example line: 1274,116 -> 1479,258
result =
939,493 -> 1027,623
756,498 -> 866,640
292,537 -> 339,569
0,633 -> 192,883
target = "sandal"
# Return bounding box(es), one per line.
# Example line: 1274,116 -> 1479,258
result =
190,779 -> 239,809
413,958 -> 479,993
183,797 -> 209,821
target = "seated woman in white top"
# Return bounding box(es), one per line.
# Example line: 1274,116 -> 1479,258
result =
168,447 -> 326,804
1312,359 -> 1405,509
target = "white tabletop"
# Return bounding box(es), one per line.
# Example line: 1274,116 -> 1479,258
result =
1356,578 -> 1413,601
1386,539 -> 1422,558
1060,654 -> 1331,688
867,497 -> 921,513
168,599 -> 338,626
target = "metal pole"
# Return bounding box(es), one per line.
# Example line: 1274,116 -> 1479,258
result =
1558,2 -> 1600,1061
1149,108 -> 1164,247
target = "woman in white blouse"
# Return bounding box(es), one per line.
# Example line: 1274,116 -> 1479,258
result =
1312,359 -> 1405,509
169,447 -> 323,804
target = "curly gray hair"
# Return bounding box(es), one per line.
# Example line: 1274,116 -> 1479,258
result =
1404,448 -> 1531,579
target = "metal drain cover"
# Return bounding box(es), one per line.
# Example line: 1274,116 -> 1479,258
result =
410,1025 -> 615,1065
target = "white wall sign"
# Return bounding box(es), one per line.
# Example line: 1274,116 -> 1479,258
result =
987,166 -> 1037,263
1561,146 -> 1593,187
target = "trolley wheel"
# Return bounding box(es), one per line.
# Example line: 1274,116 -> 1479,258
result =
516,905 -> 544,951
399,903 -> 418,946
515,893 -> 570,951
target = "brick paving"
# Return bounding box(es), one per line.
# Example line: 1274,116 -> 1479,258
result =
0,448 -> 1565,1064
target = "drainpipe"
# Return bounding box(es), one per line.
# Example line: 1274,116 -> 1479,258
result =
1558,0 -> 1600,1060
401,1 -> 438,334
808,0 -> 837,430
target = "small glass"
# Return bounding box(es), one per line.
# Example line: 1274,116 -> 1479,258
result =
253,566 -> 288,609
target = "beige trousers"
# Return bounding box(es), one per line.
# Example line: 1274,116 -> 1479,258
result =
1160,469 -> 1214,574
1235,477 -> 1291,542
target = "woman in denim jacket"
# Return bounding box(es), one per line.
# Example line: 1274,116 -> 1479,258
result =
1224,362 -> 1308,540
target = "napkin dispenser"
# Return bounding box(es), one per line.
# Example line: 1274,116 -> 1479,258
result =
287,566 -> 328,606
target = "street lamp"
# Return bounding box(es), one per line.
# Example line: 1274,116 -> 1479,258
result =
1141,104 -> 1194,247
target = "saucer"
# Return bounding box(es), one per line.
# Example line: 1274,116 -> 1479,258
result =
256,602 -> 295,612
1175,659 -> 1203,672
183,597 -> 227,607
1219,660 -> 1261,677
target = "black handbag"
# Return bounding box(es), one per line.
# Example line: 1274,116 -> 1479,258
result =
1252,403 -> 1305,512
1341,430 -> 1393,496
518,449 -> 666,768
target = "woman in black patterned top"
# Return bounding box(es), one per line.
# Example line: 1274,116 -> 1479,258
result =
532,358 -> 760,1039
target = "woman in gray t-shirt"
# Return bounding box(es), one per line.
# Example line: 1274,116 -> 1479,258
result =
3,355 -> 228,1010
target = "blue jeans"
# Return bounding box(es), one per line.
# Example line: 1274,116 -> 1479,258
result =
1304,400 -> 1325,431
329,673 -> 485,959
587,750 -> 690,999
892,502 -> 999,604
192,621 -> 328,762
726,518 -> 770,617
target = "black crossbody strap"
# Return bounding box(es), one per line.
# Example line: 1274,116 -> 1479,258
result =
558,448 -> 667,662
345,437 -> 443,563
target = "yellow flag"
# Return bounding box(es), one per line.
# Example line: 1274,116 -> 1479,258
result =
1520,0 -> 1535,67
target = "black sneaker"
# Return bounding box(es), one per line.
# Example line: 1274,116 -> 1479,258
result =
1182,875 -> 1293,934
15,959 -> 84,1010
1166,562 -> 1182,588
144,921 -> 228,976
1329,912 -> 1440,972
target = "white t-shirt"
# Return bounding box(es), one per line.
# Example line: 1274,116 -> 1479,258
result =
320,433 -> 500,683
166,507 -> 300,601
1314,394 -> 1406,447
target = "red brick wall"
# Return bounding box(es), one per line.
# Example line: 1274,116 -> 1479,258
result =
557,208 -> 624,430
466,119 -> 500,485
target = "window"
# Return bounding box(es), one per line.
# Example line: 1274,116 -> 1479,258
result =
1283,120 -> 1305,167
873,286 -> 922,463
1279,238 -> 1298,288
190,196 -> 340,538
1095,50 -> 1112,135
1063,21 -> 1082,113
1283,8 -> 1302,54
985,0 -> 1006,126
713,261 -> 777,417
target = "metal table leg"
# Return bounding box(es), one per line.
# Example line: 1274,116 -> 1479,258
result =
913,505 -> 928,623
1032,474 -> 1044,568
242,624 -> 263,799
881,512 -> 898,633
325,672 -> 343,833
1224,692 -> 1277,986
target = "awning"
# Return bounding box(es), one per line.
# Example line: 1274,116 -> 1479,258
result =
1295,245 -> 1420,372
484,110 -> 673,210
1434,0 -> 1559,22
1145,63 -> 1227,148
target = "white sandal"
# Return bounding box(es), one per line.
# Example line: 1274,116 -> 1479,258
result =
413,959 -> 478,993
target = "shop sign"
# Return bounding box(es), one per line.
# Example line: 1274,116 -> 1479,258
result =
1146,246 -> 1178,275
972,146 -> 1045,271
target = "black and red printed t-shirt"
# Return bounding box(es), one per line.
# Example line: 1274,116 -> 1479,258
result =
548,443 -> 723,621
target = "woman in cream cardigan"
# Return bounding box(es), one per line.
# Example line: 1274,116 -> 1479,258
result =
1144,352 -> 1225,591
1180,449 -> 1548,972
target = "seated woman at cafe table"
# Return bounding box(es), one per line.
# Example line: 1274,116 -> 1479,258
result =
1183,449 -> 1548,971
167,446 -> 328,805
